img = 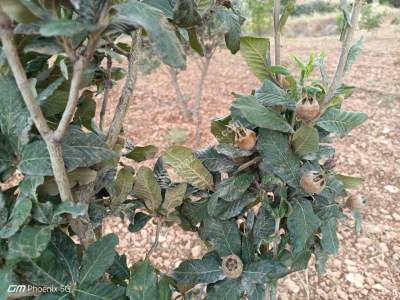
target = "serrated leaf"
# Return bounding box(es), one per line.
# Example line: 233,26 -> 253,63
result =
173,0 -> 202,28
125,145 -> 158,162
256,129 -> 300,187
161,183 -> 187,215
172,252 -> 225,284
53,201 -> 87,219
292,126 -> 319,158
79,234 -> 119,286
40,19 -> 86,37
316,108 -> 367,138
128,212 -> 151,233
201,218 -> 241,256
255,80 -> 294,109
213,171 -> 256,202
213,192 -> 257,220
242,259 -> 288,283
210,115 -> 235,144
108,254 -> 130,283
143,0 -> 174,18
163,145 -> 214,190
321,218 -> 339,255
345,37 -> 363,73
287,199 -> 321,255
8,226 -> 52,259
313,196 -> 342,221
336,174 -> 363,189
314,243 -> 329,275
240,36 -> 271,81
252,205 -> 275,246
114,1 -> 185,68
206,278 -> 242,300
231,95 -> 293,133
127,260 -> 159,300
133,166 -> 162,212
153,157 -> 172,189
181,198 -> 209,226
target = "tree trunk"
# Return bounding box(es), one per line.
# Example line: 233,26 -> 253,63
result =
168,67 -> 191,120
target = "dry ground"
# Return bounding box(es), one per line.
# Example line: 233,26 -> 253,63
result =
103,25 -> 400,299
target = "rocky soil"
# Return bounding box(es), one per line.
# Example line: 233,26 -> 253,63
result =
103,25 -> 400,299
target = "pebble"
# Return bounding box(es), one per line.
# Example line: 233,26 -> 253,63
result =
345,273 -> 364,288
372,284 -> 385,291
384,185 -> 399,194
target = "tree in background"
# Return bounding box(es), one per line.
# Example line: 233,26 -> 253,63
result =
242,0 -> 274,36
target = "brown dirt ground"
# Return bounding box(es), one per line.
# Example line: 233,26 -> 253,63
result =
102,25 -> 400,299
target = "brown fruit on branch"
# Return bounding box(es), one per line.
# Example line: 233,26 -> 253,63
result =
346,194 -> 367,211
300,171 -> 326,194
221,254 -> 243,279
295,96 -> 320,122
235,128 -> 257,151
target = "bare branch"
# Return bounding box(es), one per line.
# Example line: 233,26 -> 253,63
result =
107,31 -> 142,148
168,67 -> 191,120
273,0 -> 281,68
100,55 -> 113,130
272,217 -> 280,258
0,9 -> 74,202
53,56 -> 86,142
320,0 -> 363,110
145,218 -> 162,261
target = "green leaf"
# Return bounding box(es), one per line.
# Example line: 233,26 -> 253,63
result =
0,262 -> 14,300
239,36 -> 271,81
133,166 -> 162,212
210,115 -> 235,144
292,126 -> 319,158
125,145 -> 158,162
173,0 -> 203,28
206,278 -> 242,300
231,95 -> 293,133
75,282 -> 126,300
49,228 -> 80,283
314,243 -> 329,274
247,284 -> 266,300
114,1 -> 185,68
0,197 -> 32,239
242,259 -> 288,283
201,218 -> 241,256
287,199 -> 321,255
8,226 -> 52,259
241,235 -> 255,265
313,196 -> 342,221
279,1 -> 295,32
19,126 -> 113,176
336,174 -> 363,189
163,145 -> 214,190
256,129 -> 300,187
40,19 -> 85,37
161,183 -> 187,215
188,28 -> 204,56
53,201 -> 87,219
268,65 -> 290,76
172,252 -> 225,284
79,234 -> 119,287
215,143 -> 253,159
109,168 -> 134,208
215,8 -> 241,54
316,108 -> 367,138
195,147 -> 236,173
158,275 -> 173,300
74,91 -> 96,129
108,254 -> 130,283
252,205 -> 275,246
345,37 -> 363,73
128,212 -> 151,233
255,80 -> 294,109
143,0 -> 174,18
37,77 -> 65,104
0,75 -> 32,151
353,210 -> 362,236
213,192 -> 257,220
213,171 -> 256,202
127,260 -> 159,300
321,218 -> 339,255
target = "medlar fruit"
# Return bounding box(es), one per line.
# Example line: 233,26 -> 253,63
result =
295,95 -> 320,122
221,254 -> 243,279
300,171 -> 326,194
346,194 -> 367,211
235,128 -> 257,151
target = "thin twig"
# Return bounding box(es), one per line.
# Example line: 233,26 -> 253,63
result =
237,156 -> 262,172
145,219 -> 162,261
100,55 -> 113,131
272,217 -> 281,258
273,0 -> 281,68
168,67 -> 191,120
320,0 -> 363,111
107,31 -> 141,148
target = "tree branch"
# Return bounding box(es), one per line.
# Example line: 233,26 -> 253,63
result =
100,55 -> 113,130
145,218 -> 162,260
106,31 -> 141,148
0,9 -> 74,202
168,67 -> 191,120
320,0 -> 363,111
273,0 -> 281,68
